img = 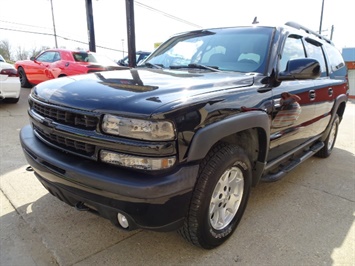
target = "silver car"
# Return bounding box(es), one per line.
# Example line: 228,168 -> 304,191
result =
0,54 -> 21,103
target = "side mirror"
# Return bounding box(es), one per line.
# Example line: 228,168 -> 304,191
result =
30,57 -> 35,61
278,58 -> 321,81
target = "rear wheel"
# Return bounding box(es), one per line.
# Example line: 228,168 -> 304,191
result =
316,114 -> 339,158
179,143 -> 252,249
18,67 -> 32,88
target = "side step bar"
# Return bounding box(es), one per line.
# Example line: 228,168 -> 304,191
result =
261,141 -> 324,182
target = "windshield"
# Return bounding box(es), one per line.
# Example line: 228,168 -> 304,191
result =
146,27 -> 273,73
72,52 -> 117,66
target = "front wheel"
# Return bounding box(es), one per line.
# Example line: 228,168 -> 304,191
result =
179,143 -> 252,249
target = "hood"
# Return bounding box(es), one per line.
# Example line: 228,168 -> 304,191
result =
32,68 -> 254,115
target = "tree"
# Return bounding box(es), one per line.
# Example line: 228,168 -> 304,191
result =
28,46 -> 50,59
0,40 -> 12,61
16,46 -> 29,60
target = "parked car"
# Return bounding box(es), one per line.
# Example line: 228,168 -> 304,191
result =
117,50 -> 150,66
0,54 -> 21,103
15,49 -> 126,88
20,22 -> 348,249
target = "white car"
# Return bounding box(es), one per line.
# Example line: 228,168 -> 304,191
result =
0,54 -> 21,103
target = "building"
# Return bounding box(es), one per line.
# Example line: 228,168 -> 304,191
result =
342,47 -> 355,99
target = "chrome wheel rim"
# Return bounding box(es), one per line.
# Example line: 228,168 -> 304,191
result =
209,165 -> 244,230
327,121 -> 337,151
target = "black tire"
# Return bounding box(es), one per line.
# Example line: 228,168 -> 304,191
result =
316,114 -> 339,158
179,143 -> 252,249
18,67 -> 32,88
3,96 -> 20,104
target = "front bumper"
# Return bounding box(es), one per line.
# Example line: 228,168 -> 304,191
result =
20,124 -> 199,231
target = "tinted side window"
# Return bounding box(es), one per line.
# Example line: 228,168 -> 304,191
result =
37,52 -> 57,63
304,39 -> 327,77
73,52 -> 89,62
280,36 -> 305,72
53,52 -> 61,62
323,44 -> 345,72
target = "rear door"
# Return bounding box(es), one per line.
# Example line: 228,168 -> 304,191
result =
302,38 -> 334,135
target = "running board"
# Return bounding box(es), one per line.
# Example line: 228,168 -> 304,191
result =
261,141 -> 324,182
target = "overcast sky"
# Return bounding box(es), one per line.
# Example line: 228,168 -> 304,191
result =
0,0 -> 354,60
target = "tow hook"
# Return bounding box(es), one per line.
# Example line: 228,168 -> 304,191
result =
75,202 -> 90,211
26,166 -> 33,172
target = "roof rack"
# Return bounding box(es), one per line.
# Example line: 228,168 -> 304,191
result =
285,21 -> 332,44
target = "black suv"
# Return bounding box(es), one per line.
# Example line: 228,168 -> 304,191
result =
20,22 -> 349,249
117,50 -> 150,66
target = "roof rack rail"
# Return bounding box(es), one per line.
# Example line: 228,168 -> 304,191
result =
285,21 -> 332,44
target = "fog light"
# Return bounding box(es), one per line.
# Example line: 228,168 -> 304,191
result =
100,150 -> 176,170
117,213 -> 129,228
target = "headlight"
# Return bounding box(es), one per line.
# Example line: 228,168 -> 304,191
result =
102,115 -> 175,141
100,150 -> 176,170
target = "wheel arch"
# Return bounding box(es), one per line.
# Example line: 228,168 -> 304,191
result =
320,94 -> 347,142
16,65 -> 24,70
335,96 -> 346,122
186,111 -> 270,186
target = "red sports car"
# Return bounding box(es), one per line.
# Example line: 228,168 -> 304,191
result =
15,49 -> 126,88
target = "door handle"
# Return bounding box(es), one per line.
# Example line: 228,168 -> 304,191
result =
328,87 -> 333,97
309,90 -> 316,101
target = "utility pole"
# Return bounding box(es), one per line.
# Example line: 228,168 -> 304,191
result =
126,0 -> 136,67
319,0 -> 325,34
50,0 -> 58,48
85,0 -> 96,52
330,25 -> 334,40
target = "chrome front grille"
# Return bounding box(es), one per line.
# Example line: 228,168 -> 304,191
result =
34,125 -> 95,157
32,101 -> 98,130
30,98 -> 99,158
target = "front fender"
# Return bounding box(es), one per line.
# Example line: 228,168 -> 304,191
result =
186,111 -> 270,162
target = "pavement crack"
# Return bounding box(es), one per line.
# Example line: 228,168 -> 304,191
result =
287,180 -> 355,203
0,187 -> 60,265
71,230 -> 143,266
0,187 -> 21,216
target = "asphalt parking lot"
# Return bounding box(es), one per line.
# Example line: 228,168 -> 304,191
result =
1,88 -> 354,266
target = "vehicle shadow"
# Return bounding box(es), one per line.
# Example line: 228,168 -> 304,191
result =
0,87 -> 32,176
1,146 -> 353,265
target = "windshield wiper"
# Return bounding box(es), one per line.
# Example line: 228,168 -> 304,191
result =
170,64 -> 220,72
144,62 -> 164,69
188,63 -> 220,72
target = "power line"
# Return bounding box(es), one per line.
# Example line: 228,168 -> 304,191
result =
0,19 -> 53,31
0,27 -> 123,53
1,2 -> 203,53
0,27 -> 53,37
0,19 -> 87,41
135,1 -> 203,28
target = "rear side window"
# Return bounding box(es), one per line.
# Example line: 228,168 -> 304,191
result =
304,39 -> 327,77
323,44 -> 345,72
73,52 -> 89,62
